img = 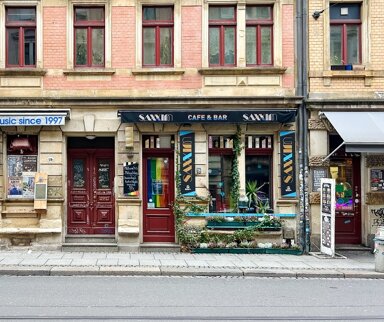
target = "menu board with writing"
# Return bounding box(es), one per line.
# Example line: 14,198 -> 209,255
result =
312,167 -> 328,192
124,162 -> 139,196
320,178 -> 335,257
371,169 -> 384,191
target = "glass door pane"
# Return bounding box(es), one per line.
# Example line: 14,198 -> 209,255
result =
146,157 -> 170,208
330,159 -> 353,211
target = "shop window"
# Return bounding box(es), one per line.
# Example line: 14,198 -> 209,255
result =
142,6 -> 174,67
246,5 -> 273,66
245,135 -> 273,211
5,7 -> 36,67
74,7 -> 105,67
142,135 -> 175,149
6,135 -> 38,199
208,135 -> 234,212
208,6 -> 236,66
330,3 -> 361,66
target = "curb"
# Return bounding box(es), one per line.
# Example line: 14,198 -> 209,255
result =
0,265 -> 383,278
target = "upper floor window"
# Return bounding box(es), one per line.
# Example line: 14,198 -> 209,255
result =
6,7 -> 36,67
330,3 -> 361,66
209,6 -> 236,66
142,6 -> 173,67
246,6 -> 273,66
74,7 -> 105,67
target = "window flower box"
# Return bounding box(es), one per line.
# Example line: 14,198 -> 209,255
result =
192,247 -> 301,255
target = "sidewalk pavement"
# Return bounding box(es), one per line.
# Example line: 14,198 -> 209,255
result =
0,249 -> 382,278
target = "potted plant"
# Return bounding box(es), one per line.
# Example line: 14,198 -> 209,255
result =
245,180 -> 269,211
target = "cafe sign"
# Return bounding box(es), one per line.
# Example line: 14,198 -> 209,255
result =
119,110 -> 296,124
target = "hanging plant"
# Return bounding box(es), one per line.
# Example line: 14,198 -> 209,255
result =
230,125 -> 243,212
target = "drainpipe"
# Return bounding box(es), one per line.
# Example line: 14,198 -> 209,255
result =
296,0 -> 310,253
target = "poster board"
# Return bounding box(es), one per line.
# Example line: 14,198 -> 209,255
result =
312,167 -> 328,192
34,172 -> 48,210
123,162 -> 139,196
320,178 -> 336,256
370,169 -> 384,191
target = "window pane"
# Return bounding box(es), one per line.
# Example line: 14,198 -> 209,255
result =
261,27 -> 272,64
246,27 -> 256,65
245,155 -> 271,208
209,155 -> 234,213
246,6 -> 271,20
75,29 -> 87,65
224,27 -> 235,65
209,7 -> 234,20
143,7 -> 172,21
75,8 -> 104,21
7,8 -> 36,22
73,159 -> 85,188
98,160 -> 110,189
7,29 -> 19,65
209,27 -> 220,65
24,29 -> 35,65
347,25 -> 360,64
160,28 -> 172,65
146,157 -> 170,209
143,28 -> 155,65
330,25 -> 342,64
92,28 -> 104,65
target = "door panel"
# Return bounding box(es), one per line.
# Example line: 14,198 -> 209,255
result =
143,154 -> 175,242
330,156 -> 361,244
68,149 -> 115,235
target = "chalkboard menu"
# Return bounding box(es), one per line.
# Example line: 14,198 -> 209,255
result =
371,169 -> 384,191
124,162 -> 139,196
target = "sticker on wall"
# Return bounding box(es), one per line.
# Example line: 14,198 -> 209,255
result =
279,131 -> 297,198
179,131 -> 196,196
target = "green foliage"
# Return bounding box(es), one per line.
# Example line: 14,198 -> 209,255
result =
256,214 -> 282,229
245,180 -> 269,208
230,125 -> 242,212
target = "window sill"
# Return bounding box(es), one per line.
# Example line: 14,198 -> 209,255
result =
198,67 -> 287,76
63,68 -> 116,76
131,68 -> 185,76
0,68 -> 47,77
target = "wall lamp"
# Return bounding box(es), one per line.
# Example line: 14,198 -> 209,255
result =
312,9 -> 325,19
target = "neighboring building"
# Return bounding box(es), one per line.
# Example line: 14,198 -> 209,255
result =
0,0 -> 300,251
308,0 -> 384,249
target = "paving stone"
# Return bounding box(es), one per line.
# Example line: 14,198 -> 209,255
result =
243,268 -> 296,278
50,266 -> 100,276
97,259 -> 119,266
0,266 -> 51,276
161,267 -> 243,277
294,269 -> 345,278
45,259 -> 73,266
160,259 -> 188,266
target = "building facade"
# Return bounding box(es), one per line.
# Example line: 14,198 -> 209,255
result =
0,0 -> 300,250
308,0 -> 384,249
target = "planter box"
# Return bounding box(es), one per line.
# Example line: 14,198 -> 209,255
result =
192,248 -> 229,254
254,229 -> 283,244
206,221 -> 245,229
192,248 -> 301,255
265,248 -> 302,255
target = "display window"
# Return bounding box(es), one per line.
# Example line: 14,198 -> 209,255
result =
6,135 -> 38,199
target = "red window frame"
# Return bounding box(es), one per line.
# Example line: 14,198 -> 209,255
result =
142,6 -> 174,67
5,7 -> 36,68
330,19 -> 361,65
74,6 -> 105,67
209,5 -> 237,67
246,5 -> 273,66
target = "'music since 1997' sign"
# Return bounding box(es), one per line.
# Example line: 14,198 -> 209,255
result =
0,115 -> 65,126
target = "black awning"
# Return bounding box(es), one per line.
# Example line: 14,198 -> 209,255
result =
118,109 -> 297,124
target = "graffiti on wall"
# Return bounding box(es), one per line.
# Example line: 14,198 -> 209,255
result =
371,208 -> 384,227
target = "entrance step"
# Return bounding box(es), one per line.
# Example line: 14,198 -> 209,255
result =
63,236 -> 118,252
140,243 -> 180,253
336,244 -> 372,251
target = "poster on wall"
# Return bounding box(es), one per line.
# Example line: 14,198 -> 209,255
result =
179,131 -> 196,196
370,169 -> 384,191
320,178 -> 336,257
7,155 -> 37,199
279,131 -> 297,198
123,162 -> 139,196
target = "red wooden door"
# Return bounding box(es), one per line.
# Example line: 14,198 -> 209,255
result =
67,149 -> 115,235
143,152 -> 175,242
331,156 -> 361,244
